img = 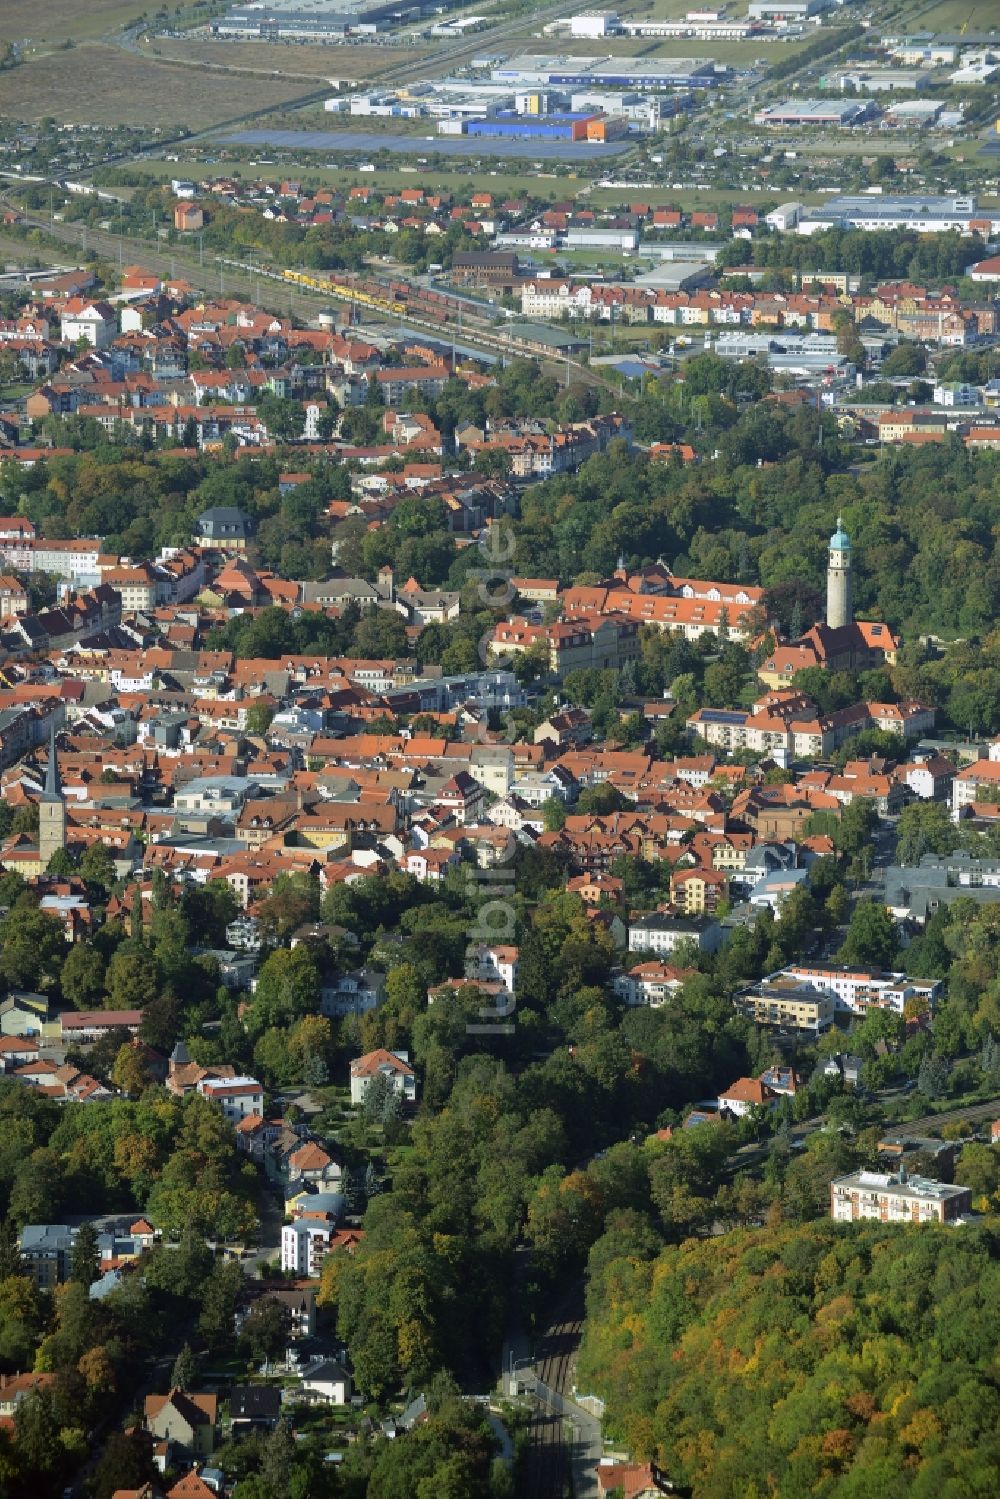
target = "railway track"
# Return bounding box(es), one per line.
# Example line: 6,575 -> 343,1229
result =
524,1315 -> 583,1499
896,1097 -> 1000,1136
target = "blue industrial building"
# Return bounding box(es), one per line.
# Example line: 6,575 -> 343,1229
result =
465,112 -> 594,140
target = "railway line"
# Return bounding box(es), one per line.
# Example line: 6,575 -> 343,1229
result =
524,1315 -> 582,1499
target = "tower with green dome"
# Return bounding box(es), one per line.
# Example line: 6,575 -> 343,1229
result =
826,516 -> 852,631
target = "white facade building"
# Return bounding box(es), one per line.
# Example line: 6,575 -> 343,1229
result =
777,964 -> 941,1017
198,1075 -> 264,1123
281,1221 -> 331,1277
830,1170 -> 971,1224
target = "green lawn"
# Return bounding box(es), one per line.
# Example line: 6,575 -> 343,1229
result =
99,156 -> 596,199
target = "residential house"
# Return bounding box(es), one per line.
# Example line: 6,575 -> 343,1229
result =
238,1285 -> 317,1339
230,1386 -> 281,1431
0,1371 -> 56,1418
349,1049 -> 417,1106
718,1077 -> 779,1118
281,1219 -> 337,1276
612,961 -> 693,1008
194,507 -> 254,552
144,1390 -> 218,1456
595,1462 -> 674,1498
319,967 -> 385,1018
297,1357 -> 352,1406
738,976 -> 836,1033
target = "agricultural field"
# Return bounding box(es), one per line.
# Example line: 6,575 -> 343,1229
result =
147,36 -> 431,82
898,0 -> 996,31
0,0 -> 140,48
0,44 -> 319,129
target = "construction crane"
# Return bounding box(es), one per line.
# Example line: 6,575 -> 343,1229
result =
961,9 -> 975,34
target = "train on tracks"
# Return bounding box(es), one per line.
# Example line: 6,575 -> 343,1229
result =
280,268 -> 485,330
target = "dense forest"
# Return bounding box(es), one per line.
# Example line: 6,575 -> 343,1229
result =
577,1218 -> 1000,1497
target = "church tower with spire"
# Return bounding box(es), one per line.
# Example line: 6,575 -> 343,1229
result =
38,722 -> 66,869
826,517 -> 853,631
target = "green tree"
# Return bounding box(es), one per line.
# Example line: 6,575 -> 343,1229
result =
13,1390 -> 65,1487
79,841 -> 117,894
90,1431 -> 158,1499
541,798 -> 567,832
917,1052 -> 950,1099
245,700 -> 275,737
69,1221 -> 99,1288
60,943 -> 107,1009
239,1299 -> 291,1364
895,800 -> 955,865
838,898 -> 900,969
249,945 -> 320,1032
0,906 -> 68,992
198,1259 -> 246,1351
171,1341 -> 198,1391
105,941 -> 160,1010
46,846 -> 77,877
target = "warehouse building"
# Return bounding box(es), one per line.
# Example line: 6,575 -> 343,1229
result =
797,193 -> 1000,235
881,99 -> 945,127
565,226 -> 639,249
460,111 -> 627,141
492,54 -> 723,90
755,98 -> 877,126
214,0 -> 413,39
826,67 -> 929,92
568,9 -> 620,37
748,0 -> 833,17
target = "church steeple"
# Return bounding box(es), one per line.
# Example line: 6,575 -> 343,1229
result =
38,721 -> 66,868
40,721 -> 62,801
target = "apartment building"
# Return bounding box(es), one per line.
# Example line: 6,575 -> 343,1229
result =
627,912 -> 723,955
778,963 -> 941,1017
738,976 -> 837,1032
281,1220 -> 335,1277
830,1170 -> 971,1224
197,1074 -> 265,1123
19,1224 -> 77,1288
952,758 -> 1000,815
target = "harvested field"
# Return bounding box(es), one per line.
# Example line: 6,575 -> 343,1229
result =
149,36 -> 430,82
0,0 -> 140,47
0,44 -> 318,129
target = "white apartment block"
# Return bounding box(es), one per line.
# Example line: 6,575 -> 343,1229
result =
831,1170 -> 971,1225
198,1075 -> 264,1123
953,760 -> 1000,815
281,1221 -> 331,1276
778,964 -> 941,1017
627,914 -> 723,954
